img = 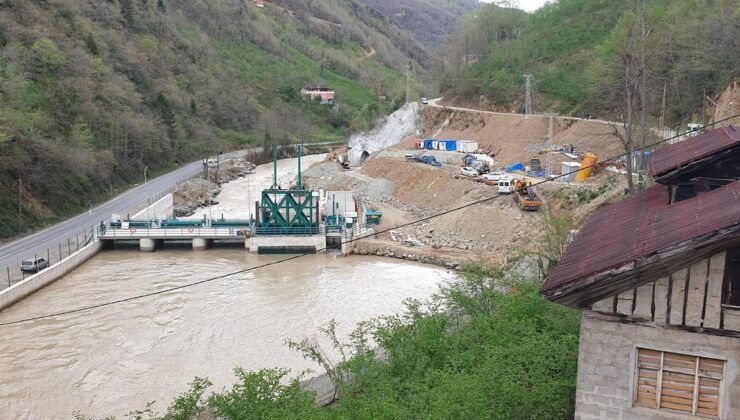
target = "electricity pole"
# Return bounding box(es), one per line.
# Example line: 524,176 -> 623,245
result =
546,113 -> 556,176
523,74 -> 533,117
406,62 -> 412,105
18,176 -> 22,230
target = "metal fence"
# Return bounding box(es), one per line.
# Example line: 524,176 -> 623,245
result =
101,227 -> 248,239
2,225 -> 97,290
1,174 -> 202,292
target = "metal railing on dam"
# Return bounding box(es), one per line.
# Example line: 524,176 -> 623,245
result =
99,227 -> 249,240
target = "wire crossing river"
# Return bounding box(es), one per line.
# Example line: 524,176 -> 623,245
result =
0,249 -> 454,418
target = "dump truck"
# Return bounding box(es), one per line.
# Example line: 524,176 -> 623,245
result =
511,178 -> 543,211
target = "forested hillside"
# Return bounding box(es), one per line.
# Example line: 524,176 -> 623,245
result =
360,0 -> 479,48
442,0 -> 739,124
0,0 -> 428,238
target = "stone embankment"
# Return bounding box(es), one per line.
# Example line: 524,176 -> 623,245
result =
353,242 -> 463,270
173,159 -> 254,217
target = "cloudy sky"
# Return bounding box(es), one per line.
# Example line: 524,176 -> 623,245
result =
479,0 -> 549,13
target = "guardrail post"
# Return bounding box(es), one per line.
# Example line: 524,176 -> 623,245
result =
47,248 -> 50,265
68,238 -> 71,255
7,267 -> 10,288
59,243 -> 62,260
76,234 -> 79,251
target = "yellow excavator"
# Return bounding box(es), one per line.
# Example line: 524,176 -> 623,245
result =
512,178 -> 543,211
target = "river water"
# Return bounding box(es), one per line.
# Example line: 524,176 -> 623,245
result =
0,250 -> 452,418
188,153 -> 327,221
0,154 -> 454,418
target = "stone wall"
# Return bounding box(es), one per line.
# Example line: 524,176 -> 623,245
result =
576,311 -> 740,419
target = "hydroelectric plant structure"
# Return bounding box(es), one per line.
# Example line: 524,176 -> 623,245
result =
99,145 -> 365,254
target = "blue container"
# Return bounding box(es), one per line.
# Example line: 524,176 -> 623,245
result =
423,139 -> 434,150
443,140 -> 457,151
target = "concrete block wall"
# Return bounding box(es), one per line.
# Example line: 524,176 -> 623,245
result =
0,240 -> 103,311
576,311 -> 740,419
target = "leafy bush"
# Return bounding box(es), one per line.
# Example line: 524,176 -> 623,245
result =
328,266 -> 581,419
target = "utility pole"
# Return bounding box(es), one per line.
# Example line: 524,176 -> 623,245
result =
207,165 -> 212,225
702,88 -> 708,131
18,176 -> 22,230
546,113 -> 555,176
705,94 -> 719,130
523,74 -> 533,117
406,62 -> 412,105
247,171 -> 252,222
659,82 -> 667,138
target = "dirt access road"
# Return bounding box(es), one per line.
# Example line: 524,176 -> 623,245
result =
427,98 -> 620,126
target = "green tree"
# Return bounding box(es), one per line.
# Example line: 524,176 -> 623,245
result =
31,37 -> 66,72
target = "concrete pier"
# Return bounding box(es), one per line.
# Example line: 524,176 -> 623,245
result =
139,238 -> 158,252
192,238 -> 210,251
247,235 -> 326,253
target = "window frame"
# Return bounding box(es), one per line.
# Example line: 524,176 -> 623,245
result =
633,347 -> 725,419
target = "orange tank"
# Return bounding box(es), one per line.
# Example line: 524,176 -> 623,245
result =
576,152 -> 598,181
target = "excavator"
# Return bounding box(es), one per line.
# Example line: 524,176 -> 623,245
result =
511,178 -> 543,211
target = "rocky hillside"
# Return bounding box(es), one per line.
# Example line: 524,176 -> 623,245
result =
0,0 -> 428,238
360,0 -> 479,48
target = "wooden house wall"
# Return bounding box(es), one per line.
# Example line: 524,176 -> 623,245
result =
591,251 -> 739,332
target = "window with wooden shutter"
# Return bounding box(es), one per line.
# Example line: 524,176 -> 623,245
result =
635,348 -> 725,418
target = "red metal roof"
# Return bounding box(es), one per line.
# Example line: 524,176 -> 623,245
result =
650,125 -> 740,177
542,180 -> 740,295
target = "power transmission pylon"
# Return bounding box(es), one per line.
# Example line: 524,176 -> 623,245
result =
523,74 -> 533,117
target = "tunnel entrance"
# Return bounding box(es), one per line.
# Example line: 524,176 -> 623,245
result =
360,150 -> 370,164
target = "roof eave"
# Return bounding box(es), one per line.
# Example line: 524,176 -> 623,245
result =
542,223 -> 740,308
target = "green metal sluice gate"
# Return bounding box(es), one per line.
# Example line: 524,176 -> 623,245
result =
255,144 -> 320,236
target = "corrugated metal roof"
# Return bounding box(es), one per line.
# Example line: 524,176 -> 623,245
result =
650,126 -> 740,177
542,180 -> 740,295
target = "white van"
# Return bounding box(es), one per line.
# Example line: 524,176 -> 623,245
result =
498,176 -> 514,194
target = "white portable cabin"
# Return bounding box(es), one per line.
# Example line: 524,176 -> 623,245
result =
457,140 -> 478,153
561,162 -> 581,182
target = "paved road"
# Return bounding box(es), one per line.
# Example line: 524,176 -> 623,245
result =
0,143 -> 341,285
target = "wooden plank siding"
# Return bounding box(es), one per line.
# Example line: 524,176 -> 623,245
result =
592,252 -> 740,334
634,348 -> 725,418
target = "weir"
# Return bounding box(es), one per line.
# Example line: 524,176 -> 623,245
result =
99,144 -> 367,255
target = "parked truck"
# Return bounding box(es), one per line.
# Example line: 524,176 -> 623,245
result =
511,178 -> 542,211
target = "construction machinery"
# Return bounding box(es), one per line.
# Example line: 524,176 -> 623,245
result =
511,178 -> 543,211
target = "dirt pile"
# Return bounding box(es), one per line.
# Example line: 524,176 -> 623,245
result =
303,160 -> 396,203
359,157 -> 534,255
419,108 -> 625,171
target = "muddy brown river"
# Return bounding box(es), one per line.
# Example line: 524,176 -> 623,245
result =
0,249 -> 453,418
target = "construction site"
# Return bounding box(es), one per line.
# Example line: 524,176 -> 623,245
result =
301,99 -> 632,268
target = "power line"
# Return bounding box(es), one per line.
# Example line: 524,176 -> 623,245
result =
1,113 -> 738,328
